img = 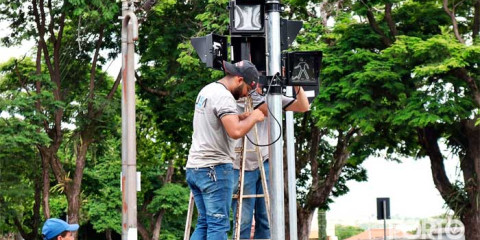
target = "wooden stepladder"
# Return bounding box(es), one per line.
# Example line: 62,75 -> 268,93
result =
183,96 -> 271,240
232,96 -> 271,240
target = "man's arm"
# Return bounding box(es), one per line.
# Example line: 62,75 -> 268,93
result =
285,86 -> 310,112
255,86 -> 310,115
221,109 -> 265,139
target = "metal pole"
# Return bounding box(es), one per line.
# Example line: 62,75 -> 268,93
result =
121,1 -> 138,239
285,86 -> 297,240
265,1 -> 284,240
383,200 -> 387,240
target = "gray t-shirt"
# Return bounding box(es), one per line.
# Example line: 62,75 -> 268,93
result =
234,92 -> 295,170
187,82 -> 239,168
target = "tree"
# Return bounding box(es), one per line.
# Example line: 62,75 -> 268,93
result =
281,5 -> 369,239
313,0 -> 480,239
0,58 -> 52,240
0,0 -> 124,236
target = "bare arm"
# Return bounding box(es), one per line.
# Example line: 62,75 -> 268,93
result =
285,86 -> 310,112
255,86 -> 310,115
221,109 -> 265,139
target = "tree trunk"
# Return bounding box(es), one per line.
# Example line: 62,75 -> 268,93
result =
106,229 -> 112,240
462,210 -> 480,240
152,210 -> 166,240
297,208 -> 315,240
461,120 -> 480,240
67,139 -> 90,239
40,150 -> 50,219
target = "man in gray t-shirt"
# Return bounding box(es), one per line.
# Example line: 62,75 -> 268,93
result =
186,60 -> 265,240
232,86 -> 310,239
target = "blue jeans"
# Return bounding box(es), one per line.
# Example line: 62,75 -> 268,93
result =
186,164 -> 234,240
232,161 -> 270,239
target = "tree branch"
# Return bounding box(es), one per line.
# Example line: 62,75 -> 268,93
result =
417,127 -> 460,211
135,71 -> 170,97
56,11 -> 66,53
366,8 -> 393,46
13,217 -> 29,240
13,59 -> 32,97
88,25 -> 105,117
305,128 -> 357,210
152,210 -> 165,240
310,125 -> 322,188
452,68 -> 480,106
473,0 -> 480,39
137,221 -> 150,240
443,0 -> 466,44
384,2 -> 398,39
47,0 -> 56,44
32,0 -> 54,76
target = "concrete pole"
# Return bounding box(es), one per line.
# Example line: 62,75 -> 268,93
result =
265,1 -> 285,239
121,1 -> 138,239
285,86 -> 298,240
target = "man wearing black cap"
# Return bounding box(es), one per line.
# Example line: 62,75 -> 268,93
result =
186,60 -> 265,240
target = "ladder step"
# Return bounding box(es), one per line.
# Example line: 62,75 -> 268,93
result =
232,194 -> 265,199
234,149 -> 257,153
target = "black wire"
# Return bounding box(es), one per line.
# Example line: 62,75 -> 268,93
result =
245,74 -> 283,147
294,86 -> 300,99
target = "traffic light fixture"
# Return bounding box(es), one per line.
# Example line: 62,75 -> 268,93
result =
191,33 -> 228,71
191,1 -> 323,89
229,0 -> 265,35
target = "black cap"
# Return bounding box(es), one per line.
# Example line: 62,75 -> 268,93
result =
223,60 -> 259,88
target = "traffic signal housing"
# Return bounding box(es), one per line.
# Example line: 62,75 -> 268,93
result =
229,0 -> 265,35
191,33 -> 228,71
283,51 -> 322,86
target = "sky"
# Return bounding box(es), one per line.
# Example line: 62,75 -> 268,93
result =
0,25 -> 462,229
326,155 -> 460,224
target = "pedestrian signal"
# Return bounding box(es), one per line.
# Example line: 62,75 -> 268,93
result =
283,51 -> 322,86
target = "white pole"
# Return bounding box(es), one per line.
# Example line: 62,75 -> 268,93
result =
266,1 -> 285,239
285,86 -> 298,240
121,1 -> 138,239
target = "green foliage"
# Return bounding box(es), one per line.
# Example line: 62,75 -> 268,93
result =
335,225 -> 364,240
84,137 -> 122,234
1,0 -> 480,237
147,184 -> 189,214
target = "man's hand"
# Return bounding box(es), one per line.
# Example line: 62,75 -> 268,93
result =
238,112 -> 251,120
221,109 -> 265,139
251,109 -> 265,122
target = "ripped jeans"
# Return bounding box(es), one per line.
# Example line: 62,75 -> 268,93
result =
186,163 -> 234,240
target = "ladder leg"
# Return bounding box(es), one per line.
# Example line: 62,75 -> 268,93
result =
183,192 -> 194,240
254,123 -> 271,226
234,132 -> 248,240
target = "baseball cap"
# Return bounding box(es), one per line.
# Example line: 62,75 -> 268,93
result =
42,218 -> 79,240
223,60 -> 259,89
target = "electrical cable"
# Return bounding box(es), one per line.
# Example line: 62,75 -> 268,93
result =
245,73 -> 283,147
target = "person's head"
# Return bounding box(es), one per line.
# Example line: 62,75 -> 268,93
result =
223,60 -> 259,100
42,218 -> 79,240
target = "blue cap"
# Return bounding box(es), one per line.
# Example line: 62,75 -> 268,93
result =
42,218 -> 79,240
